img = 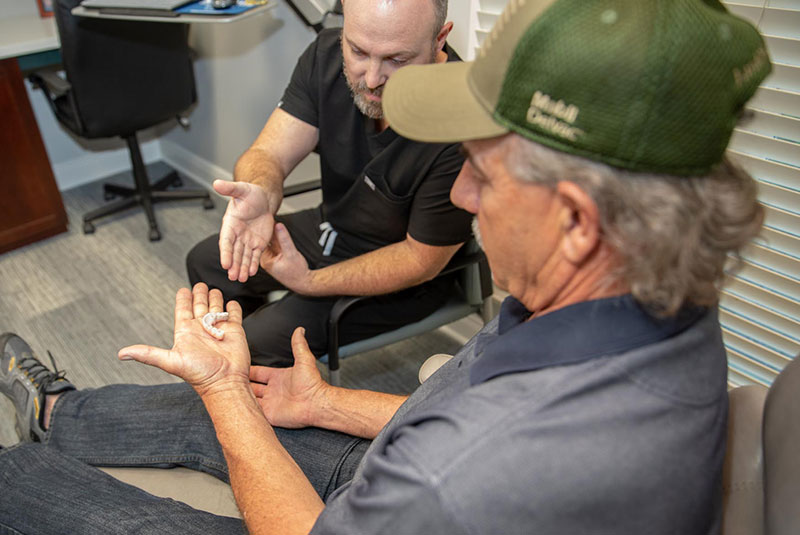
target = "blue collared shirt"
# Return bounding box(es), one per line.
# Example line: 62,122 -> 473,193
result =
314,295 -> 728,535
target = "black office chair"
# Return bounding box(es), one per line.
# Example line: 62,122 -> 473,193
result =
281,180 -> 494,386
29,0 -> 213,242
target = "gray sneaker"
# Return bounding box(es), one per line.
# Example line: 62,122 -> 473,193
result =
0,333 -> 75,442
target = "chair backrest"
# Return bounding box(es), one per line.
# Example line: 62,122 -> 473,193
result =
722,355 -> 800,535
762,355 -> 800,535
52,0 -> 196,138
722,384 -> 768,535
453,238 -> 493,308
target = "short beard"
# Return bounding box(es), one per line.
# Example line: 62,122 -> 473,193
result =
471,217 -> 483,250
343,61 -> 385,120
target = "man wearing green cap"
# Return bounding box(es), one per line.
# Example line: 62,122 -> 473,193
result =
0,1 -> 770,533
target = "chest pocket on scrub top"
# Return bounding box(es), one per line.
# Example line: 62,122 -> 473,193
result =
342,172 -> 413,248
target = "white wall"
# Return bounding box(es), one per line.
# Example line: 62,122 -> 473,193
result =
160,3 -> 319,187
23,0 -> 479,191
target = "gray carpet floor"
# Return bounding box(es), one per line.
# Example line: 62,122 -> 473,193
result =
0,163 -> 463,445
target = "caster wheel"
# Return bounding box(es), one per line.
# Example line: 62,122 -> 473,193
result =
149,228 -> 162,242
104,191 -> 116,201
203,197 -> 214,210
83,221 -> 95,234
172,176 -> 183,188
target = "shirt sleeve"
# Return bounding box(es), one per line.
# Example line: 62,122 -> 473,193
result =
309,437 -> 469,535
406,143 -> 473,246
278,35 -> 321,128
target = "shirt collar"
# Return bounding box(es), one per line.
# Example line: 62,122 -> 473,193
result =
470,294 -> 705,385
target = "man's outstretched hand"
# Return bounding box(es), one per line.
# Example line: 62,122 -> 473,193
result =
249,327 -> 330,429
118,283 -> 251,397
215,179 -> 277,284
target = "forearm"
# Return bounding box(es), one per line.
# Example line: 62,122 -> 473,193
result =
233,149 -> 285,215
305,240 -> 461,297
310,385 -> 408,439
202,384 -> 324,535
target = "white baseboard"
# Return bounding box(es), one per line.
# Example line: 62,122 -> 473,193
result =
159,138 -> 232,191
56,140 -> 162,191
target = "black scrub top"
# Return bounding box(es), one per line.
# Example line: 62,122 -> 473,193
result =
278,28 -> 472,259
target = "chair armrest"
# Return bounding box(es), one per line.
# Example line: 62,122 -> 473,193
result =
283,179 -> 322,198
28,70 -> 71,99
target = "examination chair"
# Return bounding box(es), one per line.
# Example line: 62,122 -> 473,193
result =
29,0 -> 213,242
722,353 -> 800,535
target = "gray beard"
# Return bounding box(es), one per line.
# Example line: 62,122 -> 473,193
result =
343,62 -> 384,119
471,217 -> 483,250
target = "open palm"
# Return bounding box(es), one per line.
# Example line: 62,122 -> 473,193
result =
119,284 -> 252,396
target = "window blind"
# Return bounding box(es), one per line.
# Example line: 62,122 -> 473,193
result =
722,0 -> 800,387
469,0 -> 799,386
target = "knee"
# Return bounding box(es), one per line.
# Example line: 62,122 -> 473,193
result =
186,234 -> 222,285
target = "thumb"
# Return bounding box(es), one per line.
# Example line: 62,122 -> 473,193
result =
274,223 -> 297,254
290,327 -> 316,366
118,344 -> 174,373
213,179 -> 249,199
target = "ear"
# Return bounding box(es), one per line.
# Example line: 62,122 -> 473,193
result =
435,22 -> 454,60
556,181 -> 602,265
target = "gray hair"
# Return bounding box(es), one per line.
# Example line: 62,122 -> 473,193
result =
431,0 -> 447,36
506,135 -> 764,317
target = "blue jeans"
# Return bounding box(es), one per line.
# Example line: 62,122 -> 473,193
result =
0,383 -> 369,534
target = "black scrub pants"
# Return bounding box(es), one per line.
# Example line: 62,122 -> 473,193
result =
186,207 -> 455,367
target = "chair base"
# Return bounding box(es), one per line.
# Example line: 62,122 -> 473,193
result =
83,170 -> 213,241
82,134 -> 214,242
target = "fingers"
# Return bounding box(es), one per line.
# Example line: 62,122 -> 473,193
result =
218,227 -> 235,271
207,288 -> 224,314
191,283 -> 210,318
229,238 -> 245,281
250,364 -> 277,384
174,288 -> 194,332
226,298 -> 243,325
250,381 -> 269,397
240,247 -> 253,282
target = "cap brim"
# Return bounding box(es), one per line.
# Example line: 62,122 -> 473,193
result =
383,61 -> 509,144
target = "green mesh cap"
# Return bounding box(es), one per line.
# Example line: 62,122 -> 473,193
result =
383,0 -> 772,176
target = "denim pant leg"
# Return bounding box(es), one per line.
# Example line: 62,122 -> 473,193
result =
46,382 -> 370,499
0,443 -> 246,535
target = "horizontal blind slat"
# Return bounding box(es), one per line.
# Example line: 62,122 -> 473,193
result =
730,258 -> 800,303
739,108 -> 800,143
762,204 -> 800,237
756,181 -> 800,216
764,34 -> 800,66
729,149 -> 800,191
720,309 -> 800,357
722,328 -> 795,372
720,293 -> 799,343
753,225 -> 800,259
729,130 -> 800,168
725,4 -> 800,38
748,86 -> 800,116
723,276 -> 800,325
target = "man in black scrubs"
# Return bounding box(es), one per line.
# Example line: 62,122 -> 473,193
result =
186,0 -> 472,366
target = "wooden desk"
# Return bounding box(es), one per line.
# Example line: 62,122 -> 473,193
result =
0,15 -> 67,254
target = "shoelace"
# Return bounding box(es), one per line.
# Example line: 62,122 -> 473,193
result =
18,350 -> 67,393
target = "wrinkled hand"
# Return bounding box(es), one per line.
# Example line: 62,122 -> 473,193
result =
259,223 -> 315,295
215,179 -> 276,283
249,327 -> 329,429
118,283 -> 250,397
